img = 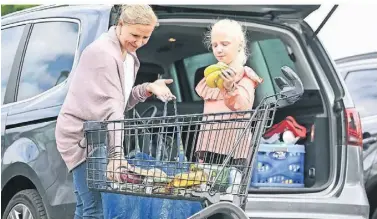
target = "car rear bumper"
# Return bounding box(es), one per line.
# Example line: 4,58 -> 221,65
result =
244,194 -> 369,219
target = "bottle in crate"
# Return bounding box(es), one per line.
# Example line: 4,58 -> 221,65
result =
250,143 -> 305,188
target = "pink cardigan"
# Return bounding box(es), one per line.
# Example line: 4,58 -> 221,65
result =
195,66 -> 263,159
56,26 -> 151,171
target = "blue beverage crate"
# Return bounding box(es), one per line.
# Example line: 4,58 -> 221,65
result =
250,143 -> 305,188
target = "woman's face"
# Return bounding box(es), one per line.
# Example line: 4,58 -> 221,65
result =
211,28 -> 240,65
117,22 -> 155,52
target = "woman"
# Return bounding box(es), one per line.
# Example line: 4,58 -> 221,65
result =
55,5 -> 175,218
195,19 -> 263,165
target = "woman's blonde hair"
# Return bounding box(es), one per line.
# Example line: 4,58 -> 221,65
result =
119,5 -> 159,26
204,19 -> 249,65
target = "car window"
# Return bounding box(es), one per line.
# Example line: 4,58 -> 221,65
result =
16,21 -> 79,102
257,39 -> 297,91
345,68 -> 377,118
182,53 -> 217,101
134,63 -> 162,86
1,25 -> 25,104
134,62 -> 163,102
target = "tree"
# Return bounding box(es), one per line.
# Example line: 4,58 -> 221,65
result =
1,5 -> 39,16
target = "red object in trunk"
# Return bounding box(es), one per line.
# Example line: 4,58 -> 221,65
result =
264,116 -> 307,139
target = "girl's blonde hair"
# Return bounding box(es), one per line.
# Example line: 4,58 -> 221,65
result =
204,19 -> 249,65
119,5 -> 159,26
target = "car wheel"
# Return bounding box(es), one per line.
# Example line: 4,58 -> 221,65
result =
3,189 -> 47,219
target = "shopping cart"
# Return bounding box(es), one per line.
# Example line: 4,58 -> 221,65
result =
84,67 -> 303,219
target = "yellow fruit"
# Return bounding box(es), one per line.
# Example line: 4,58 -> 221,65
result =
170,171 -> 208,188
216,77 -> 224,90
217,62 -> 228,69
204,64 -> 220,77
204,62 -> 228,77
205,71 -> 221,88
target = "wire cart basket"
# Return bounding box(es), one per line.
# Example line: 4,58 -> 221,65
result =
84,90 -> 297,218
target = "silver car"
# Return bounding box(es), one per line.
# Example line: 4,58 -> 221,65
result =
1,4 -> 369,219
336,53 -> 377,219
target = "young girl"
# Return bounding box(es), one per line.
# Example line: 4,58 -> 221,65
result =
195,19 -> 263,165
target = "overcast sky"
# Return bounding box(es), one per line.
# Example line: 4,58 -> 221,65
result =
305,3 -> 377,60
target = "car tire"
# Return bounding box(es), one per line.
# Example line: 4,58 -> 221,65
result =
2,189 -> 47,219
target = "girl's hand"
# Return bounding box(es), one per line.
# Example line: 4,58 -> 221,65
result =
147,79 -> 176,102
220,68 -> 237,91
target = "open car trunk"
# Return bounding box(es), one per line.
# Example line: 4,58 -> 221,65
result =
112,4 -> 335,193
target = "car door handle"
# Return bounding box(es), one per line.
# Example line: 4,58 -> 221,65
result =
363,136 -> 377,145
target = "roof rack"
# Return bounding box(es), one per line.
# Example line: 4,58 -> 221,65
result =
2,4 -> 69,19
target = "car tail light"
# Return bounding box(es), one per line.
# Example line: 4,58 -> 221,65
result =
345,108 -> 363,147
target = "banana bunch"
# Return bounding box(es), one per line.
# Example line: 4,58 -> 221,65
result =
169,170 -> 208,188
204,62 -> 229,89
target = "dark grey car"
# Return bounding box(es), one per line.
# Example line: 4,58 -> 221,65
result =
336,52 -> 377,219
1,4 -> 370,219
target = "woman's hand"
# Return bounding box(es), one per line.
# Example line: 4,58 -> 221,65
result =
107,158 -> 132,182
146,79 -> 176,102
220,68 -> 237,91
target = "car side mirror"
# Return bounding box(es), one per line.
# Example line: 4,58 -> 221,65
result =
274,66 -> 304,108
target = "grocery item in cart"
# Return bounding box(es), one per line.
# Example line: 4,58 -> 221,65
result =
127,152 -> 189,177
111,182 -> 146,192
118,169 -> 143,184
110,161 -> 168,181
190,164 -> 243,193
169,170 -> 208,188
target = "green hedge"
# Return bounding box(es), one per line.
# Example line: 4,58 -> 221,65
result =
2,5 -> 39,16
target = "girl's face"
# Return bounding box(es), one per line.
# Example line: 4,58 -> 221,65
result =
211,28 -> 240,65
117,21 -> 155,53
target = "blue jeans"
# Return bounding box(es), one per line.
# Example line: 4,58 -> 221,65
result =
72,147 -> 107,219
